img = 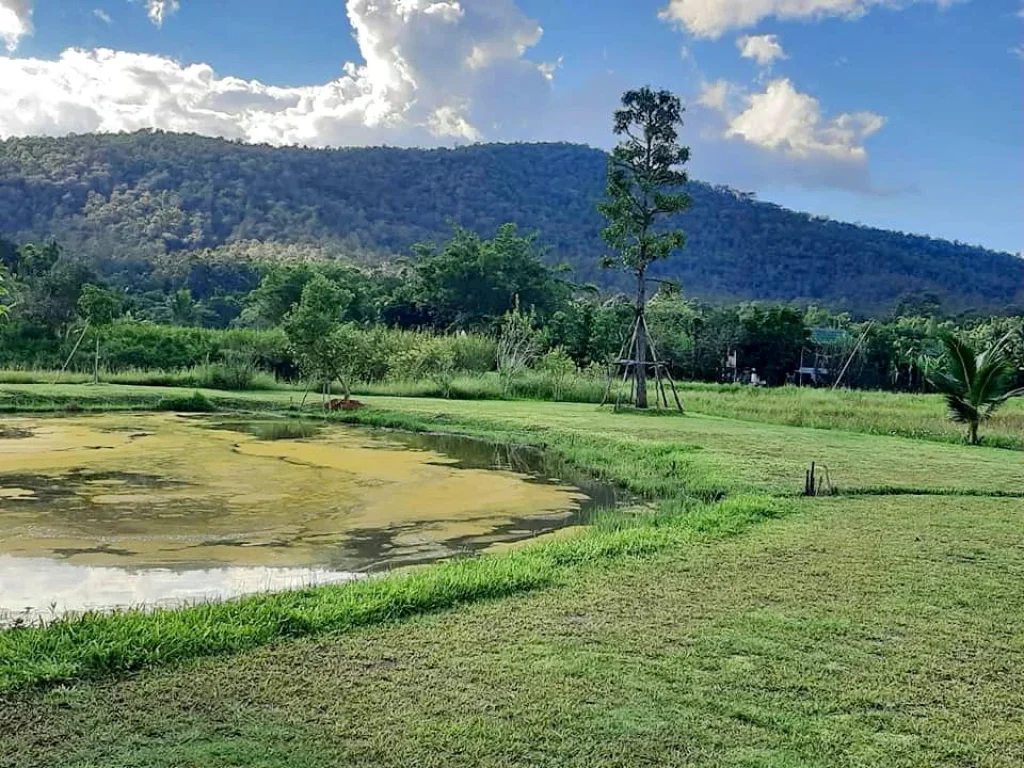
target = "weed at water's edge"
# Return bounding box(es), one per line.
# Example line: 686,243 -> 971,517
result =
155,391 -> 217,413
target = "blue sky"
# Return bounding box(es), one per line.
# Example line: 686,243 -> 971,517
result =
1,0 -> 1021,253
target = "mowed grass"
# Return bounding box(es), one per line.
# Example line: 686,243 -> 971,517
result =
1,383 -> 1022,766
2,384 -> 1022,500
3,376 -> 1023,449
333,396 -> 1024,497
2,494 -> 1022,768
358,376 -> 1024,449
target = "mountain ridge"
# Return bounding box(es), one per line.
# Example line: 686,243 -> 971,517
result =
0,131 -> 1020,315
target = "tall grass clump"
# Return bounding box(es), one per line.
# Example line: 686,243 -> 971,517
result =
355,370 -> 610,404
252,420 -> 322,440
451,333 -> 496,373
155,391 -> 217,413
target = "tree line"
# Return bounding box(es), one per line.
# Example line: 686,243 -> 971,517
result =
1,226 -> 1020,394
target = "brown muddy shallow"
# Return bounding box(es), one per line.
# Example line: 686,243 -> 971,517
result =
0,413 -> 616,621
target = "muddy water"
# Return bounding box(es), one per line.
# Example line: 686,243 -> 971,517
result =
0,414 -> 616,622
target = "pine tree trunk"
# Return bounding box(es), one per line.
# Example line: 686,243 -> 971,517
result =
93,336 -> 100,385
635,268 -> 648,409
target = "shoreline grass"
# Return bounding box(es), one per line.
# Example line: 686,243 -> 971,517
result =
0,383 -> 785,692
3,373 -> 1022,449
4,494 -> 1020,767
0,489 -> 784,693
1,382 -> 1023,694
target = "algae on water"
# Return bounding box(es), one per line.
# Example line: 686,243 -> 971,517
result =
0,413 -> 611,621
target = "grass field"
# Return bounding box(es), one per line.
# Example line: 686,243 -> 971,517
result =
3,371 -> 1023,448
1,383 -> 1022,767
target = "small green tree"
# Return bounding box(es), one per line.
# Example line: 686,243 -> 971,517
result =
283,275 -> 353,399
77,284 -> 123,383
597,87 -> 691,408
329,323 -> 370,402
928,333 -> 1024,445
539,346 -> 576,401
413,336 -> 458,398
497,300 -> 540,398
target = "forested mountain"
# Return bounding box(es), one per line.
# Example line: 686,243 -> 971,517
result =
1,131 -> 1020,315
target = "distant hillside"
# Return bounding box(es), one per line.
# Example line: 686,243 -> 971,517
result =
0,131 -> 1021,314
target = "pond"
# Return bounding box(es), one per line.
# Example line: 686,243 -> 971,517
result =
0,413 -> 617,623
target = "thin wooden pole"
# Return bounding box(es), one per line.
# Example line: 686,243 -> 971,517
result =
832,321 -> 873,391
602,318 -> 636,407
664,367 -> 684,411
54,320 -> 90,384
614,316 -> 641,410
655,369 -> 668,410
641,313 -> 682,412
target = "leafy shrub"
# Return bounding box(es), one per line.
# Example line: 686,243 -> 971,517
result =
538,347 -> 577,401
410,336 -> 458,398
451,333 -> 496,373
156,391 -> 217,412
361,327 -> 423,382
193,348 -> 259,391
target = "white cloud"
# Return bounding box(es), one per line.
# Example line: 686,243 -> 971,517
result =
659,0 -> 962,38
718,78 -> 884,161
93,8 -> 112,24
698,79 -> 738,110
687,77 -> 887,191
737,33 -> 786,65
146,0 -> 179,27
694,77 -> 884,171
0,0 -> 32,51
0,0 -> 554,147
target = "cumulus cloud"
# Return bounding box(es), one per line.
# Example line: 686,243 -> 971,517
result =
0,0 -> 555,147
659,0 -> 962,38
146,0 -> 179,26
0,0 -> 32,51
697,79 -> 739,110
737,33 -> 786,65
704,78 -> 884,162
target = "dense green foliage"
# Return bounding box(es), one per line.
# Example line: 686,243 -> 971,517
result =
928,334 -> 1024,444
1,132 -> 1021,314
0,217 -> 1020,398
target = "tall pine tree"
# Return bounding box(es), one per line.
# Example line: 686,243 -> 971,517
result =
598,87 -> 690,408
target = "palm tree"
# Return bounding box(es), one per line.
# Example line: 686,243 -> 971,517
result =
928,333 -> 1024,445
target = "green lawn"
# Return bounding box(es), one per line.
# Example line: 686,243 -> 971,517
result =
3,376 -> 1024,449
3,494 -> 1021,768
1,384 -> 1022,767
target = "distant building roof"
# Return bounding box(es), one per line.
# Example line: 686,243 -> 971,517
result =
809,327 -> 852,345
